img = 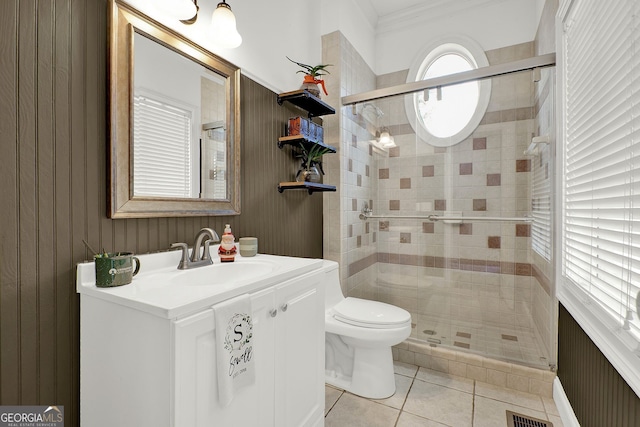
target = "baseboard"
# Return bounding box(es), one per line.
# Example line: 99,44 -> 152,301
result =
553,377 -> 581,427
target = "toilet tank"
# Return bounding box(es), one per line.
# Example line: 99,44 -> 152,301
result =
322,260 -> 344,309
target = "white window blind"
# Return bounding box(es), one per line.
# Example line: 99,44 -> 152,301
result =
133,94 -> 193,198
560,0 -> 640,389
532,150 -> 551,260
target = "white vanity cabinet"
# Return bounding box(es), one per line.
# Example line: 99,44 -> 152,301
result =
174,273 -> 325,427
77,254 -> 326,427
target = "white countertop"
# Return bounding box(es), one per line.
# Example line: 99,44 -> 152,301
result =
76,247 -> 324,319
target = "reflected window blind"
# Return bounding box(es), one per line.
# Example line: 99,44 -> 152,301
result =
532,150 -> 551,260
133,95 -> 192,198
563,0 -> 640,345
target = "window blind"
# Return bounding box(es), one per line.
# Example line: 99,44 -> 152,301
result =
532,149 -> 551,260
561,0 -> 640,382
133,95 -> 193,198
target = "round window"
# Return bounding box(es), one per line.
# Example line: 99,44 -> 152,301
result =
405,38 -> 491,147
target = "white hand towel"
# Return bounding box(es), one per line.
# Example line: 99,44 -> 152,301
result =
213,294 -> 255,407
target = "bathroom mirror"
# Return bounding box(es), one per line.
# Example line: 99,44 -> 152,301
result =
108,0 -> 241,218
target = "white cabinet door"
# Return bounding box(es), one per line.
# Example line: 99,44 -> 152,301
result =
274,273 -> 325,427
173,288 -> 275,427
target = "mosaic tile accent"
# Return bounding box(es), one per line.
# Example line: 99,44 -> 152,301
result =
400,178 -> 411,189
454,342 -> 471,349
459,163 -> 473,175
481,110 -> 501,125
516,263 -> 532,276
379,168 -> 390,179
366,165 -> 370,177
357,236 -> 361,247
502,109 -> 516,122
434,199 -> 447,211
516,159 -> 531,172
365,222 -> 370,234
473,137 -> 487,150
347,253 -> 377,277
488,236 -> 501,248
516,106 -> 534,120
422,222 -> 435,233
502,334 -> 519,341
348,224 -> 353,237
351,134 -> 357,147
487,173 -> 501,186
459,224 -> 473,235
423,165 -> 435,177
379,221 -> 389,231
390,200 -> 400,210
473,199 -> 487,211
389,146 -> 400,157
354,253 -> 535,277
516,224 -> 531,237
348,158 -> 353,171
479,107 -> 535,125
456,332 -> 472,339
357,174 -> 362,186
473,259 -> 487,272
400,232 -> 411,243
352,199 -> 358,211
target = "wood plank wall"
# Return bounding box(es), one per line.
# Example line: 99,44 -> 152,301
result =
0,0 -> 324,425
558,304 -> 640,427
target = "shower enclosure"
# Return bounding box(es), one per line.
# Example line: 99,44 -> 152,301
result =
339,57 -> 556,370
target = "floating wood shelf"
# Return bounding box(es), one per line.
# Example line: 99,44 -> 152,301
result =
277,135 -> 337,152
277,182 -> 337,194
276,90 -> 336,117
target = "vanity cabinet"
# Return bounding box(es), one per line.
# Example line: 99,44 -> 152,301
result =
79,266 -> 325,427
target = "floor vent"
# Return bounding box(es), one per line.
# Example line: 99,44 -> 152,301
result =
506,411 -> 552,427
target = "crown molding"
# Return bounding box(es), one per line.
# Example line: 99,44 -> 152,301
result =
375,0 -> 513,35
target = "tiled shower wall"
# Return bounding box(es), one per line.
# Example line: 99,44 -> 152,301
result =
321,31 -> 377,291
323,34 -> 555,367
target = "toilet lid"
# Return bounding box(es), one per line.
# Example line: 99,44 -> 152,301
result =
332,297 -> 411,329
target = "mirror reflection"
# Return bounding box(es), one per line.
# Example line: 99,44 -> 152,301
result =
133,32 -> 227,200
108,0 -> 241,218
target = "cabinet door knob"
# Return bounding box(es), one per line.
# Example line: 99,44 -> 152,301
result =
281,303 -> 288,312
269,309 -> 277,317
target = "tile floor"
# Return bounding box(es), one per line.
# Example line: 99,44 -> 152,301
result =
324,361 -> 564,427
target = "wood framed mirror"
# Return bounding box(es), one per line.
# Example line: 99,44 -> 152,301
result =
108,0 -> 241,218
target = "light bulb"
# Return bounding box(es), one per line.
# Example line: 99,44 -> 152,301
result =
211,2 -> 242,48
379,131 -> 391,145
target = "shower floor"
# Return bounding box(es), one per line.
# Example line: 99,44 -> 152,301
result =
364,268 -> 552,369
415,315 -> 549,368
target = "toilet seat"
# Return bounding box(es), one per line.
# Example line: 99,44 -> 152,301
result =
332,297 -> 411,329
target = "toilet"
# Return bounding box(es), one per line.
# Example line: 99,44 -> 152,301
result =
323,261 -> 412,399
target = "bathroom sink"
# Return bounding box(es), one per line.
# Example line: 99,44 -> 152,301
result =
170,260 -> 276,286
76,247 -> 324,318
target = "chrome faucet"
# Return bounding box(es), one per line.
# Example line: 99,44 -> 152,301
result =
170,227 -> 220,269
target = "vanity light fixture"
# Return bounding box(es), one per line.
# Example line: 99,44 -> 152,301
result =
179,0 -> 242,49
210,0 -> 242,48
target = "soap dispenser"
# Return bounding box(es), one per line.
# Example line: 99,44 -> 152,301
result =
218,224 -> 237,262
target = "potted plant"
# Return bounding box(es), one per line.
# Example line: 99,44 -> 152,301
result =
296,143 -> 332,182
287,56 -> 332,98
